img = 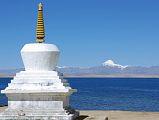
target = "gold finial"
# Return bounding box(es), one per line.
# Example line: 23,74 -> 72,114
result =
36,2 -> 45,43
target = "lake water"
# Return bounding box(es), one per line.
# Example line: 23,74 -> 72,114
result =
0,77 -> 159,111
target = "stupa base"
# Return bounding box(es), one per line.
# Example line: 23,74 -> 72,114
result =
0,107 -> 79,120
0,70 -> 79,120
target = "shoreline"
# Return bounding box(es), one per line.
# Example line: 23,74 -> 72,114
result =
79,110 -> 159,120
64,76 -> 159,78
2,75 -> 159,79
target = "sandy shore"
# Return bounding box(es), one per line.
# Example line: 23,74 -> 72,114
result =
78,110 -> 159,120
1,107 -> 159,120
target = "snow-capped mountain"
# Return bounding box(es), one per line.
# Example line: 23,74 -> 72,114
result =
102,60 -> 128,69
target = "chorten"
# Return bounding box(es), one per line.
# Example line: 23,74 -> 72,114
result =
0,3 -> 79,120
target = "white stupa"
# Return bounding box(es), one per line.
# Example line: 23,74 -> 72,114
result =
0,3 -> 79,120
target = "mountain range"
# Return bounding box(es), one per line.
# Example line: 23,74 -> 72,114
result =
1,60 -> 159,77
57,60 -> 159,77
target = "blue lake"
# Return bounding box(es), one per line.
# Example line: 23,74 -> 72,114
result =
1,77 -> 159,111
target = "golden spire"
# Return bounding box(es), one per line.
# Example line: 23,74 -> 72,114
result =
36,2 -> 45,43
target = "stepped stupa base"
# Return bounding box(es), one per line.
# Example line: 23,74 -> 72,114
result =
0,70 -> 79,120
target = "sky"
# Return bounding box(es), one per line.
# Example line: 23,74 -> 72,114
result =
0,0 -> 159,69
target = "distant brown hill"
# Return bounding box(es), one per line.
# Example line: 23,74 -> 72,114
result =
1,66 -> 159,78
